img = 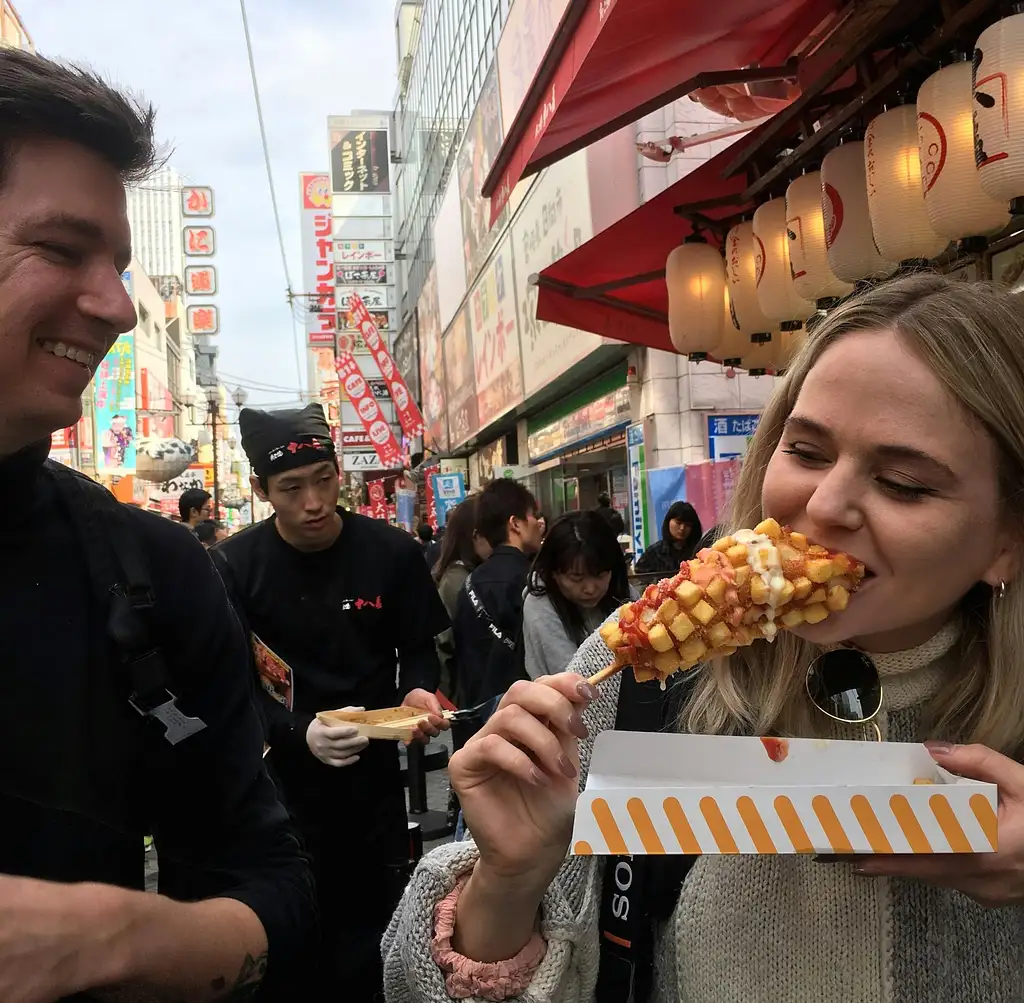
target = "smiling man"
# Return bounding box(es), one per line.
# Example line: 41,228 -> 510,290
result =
0,49 -> 314,1002
213,404 -> 451,1000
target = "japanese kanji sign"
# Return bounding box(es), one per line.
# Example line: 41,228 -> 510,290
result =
347,293 -> 425,439
183,226 -> 215,256
299,173 -> 336,348
334,351 -> 403,468
184,265 -> 217,296
186,304 -> 220,335
181,186 -> 214,217
337,264 -> 388,284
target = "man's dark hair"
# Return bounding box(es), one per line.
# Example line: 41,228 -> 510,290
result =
179,488 -> 211,523
0,48 -> 158,188
194,519 -> 222,545
476,479 -> 537,549
597,492 -> 611,508
416,523 -> 434,542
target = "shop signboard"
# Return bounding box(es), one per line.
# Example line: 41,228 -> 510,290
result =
334,240 -> 393,263
393,317 -> 420,404
336,286 -> 389,311
435,168 -> 468,329
93,333 -> 137,476
705,413 -> 761,461
647,466 -> 687,540
367,480 -> 388,520
396,488 -> 416,532
329,126 -> 390,195
181,186 -> 214,217
458,65 -> 505,287
337,264 -> 389,284
443,308 -> 479,448
470,237 -> 523,429
417,265 -> 448,453
527,385 -> 630,463
431,472 -> 466,528
627,422 -> 650,559
685,459 -> 743,531
299,172 -> 336,348
183,225 -> 215,257
510,150 -> 600,397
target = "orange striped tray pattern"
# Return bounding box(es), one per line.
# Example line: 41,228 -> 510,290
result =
572,788 -> 999,856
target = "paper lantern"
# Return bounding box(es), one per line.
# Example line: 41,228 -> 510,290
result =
785,172 -> 854,302
724,222 -> 773,338
864,105 -> 949,261
821,140 -> 898,281
974,13 -> 1024,213
752,198 -> 815,324
666,238 -> 724,358
720,288 -> 751,366
739,334 -> 781,375
775,327 -> 808,372
135,437 -> 194,483
918,60 -> 1008,239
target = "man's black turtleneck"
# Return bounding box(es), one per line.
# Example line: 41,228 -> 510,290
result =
0,443 -> 315,998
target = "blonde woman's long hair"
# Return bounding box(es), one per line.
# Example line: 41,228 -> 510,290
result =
682,273 -> 1024,758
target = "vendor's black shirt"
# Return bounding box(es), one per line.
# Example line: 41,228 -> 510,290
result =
213,510 -> 449,834
0,442 -> 315,1000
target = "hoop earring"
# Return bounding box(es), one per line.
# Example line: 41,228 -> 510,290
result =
995,580 -> 1007,601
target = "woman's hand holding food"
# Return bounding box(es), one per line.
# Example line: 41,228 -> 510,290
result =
853,743 -> 1024,908
448,674 -> 595,962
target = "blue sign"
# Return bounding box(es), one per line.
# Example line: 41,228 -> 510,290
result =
626,423 -> 649,558
647,465 -> 687,538
431,472 -> 466,527
706,413 -> 761,461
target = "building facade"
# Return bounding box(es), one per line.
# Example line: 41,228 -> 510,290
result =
126,165 -> 187,284
0,0 -> 32,50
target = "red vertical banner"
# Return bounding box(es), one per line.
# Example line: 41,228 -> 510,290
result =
347,293 -> 425,438
367,481 -> 388,520
335,352 -> 404,468
423,462 -> 440,530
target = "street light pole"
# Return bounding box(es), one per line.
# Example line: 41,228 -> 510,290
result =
232,386 -> 251,523
207,387 -> 220,519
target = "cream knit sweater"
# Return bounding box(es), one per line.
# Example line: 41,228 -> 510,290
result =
383,624 -> 1024,1003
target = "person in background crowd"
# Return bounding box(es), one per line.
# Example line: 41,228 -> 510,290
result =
194,518 -> 226,549
595,491 -> 626,537
451,479 -> 544,710
213,403 -> 450,1001
418,521 -> 442,568
634,499 -> 704,575
433,496 -> 488,705
0,47 -> 313,1002
536,510 -> 548,540
523,511 -> 631,679
178,486 -> 213,528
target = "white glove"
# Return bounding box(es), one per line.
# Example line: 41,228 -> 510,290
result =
306,708 -> 370,767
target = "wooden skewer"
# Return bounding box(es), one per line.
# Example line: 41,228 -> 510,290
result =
586,661 -> 626,686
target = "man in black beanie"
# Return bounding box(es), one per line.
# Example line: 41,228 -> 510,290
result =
212,403 -> 451,1000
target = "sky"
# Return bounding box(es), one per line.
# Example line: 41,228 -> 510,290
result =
19,0 -> 398,409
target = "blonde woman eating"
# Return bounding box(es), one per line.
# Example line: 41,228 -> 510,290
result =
383,274 -> 1024,1002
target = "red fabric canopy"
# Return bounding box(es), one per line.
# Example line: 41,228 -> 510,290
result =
535,126 -> 771,352
486,0 -> 841,225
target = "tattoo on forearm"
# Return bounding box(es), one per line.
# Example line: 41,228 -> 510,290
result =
210,952 -> 268,1000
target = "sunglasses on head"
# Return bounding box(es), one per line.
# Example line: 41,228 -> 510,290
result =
805,648 -> 883,741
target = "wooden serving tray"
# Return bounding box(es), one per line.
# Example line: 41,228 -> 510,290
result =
316,705 -> 455,742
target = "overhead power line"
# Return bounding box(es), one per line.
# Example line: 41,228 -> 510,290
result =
238,0 -> 305,392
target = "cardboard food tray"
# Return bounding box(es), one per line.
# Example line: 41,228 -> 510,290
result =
316,705 -> 454,742
571,732 -> 998,856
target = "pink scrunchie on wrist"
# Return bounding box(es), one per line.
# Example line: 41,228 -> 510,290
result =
431,874 -> 548,1000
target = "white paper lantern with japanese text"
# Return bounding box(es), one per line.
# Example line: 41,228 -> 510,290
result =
786,172 -> 854,301
821,141 -> 898,281
973,13 -> 1024,212
865,105 -> 949,261
724,222 -> 773,338
666,239 -> 724,357
918,60 -> 1008,239
752,198 -> 816,324
720,288 -> 751,365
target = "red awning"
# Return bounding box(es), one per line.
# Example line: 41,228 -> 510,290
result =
534,126 -> 769,352
485,0 -> 842,224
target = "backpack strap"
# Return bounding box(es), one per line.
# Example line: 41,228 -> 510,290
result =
595,670 -> 696,1003
44,461 -> 206,746
463,572 -> 517,652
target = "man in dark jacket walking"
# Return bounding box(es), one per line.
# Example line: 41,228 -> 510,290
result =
451,479 -> 543,708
